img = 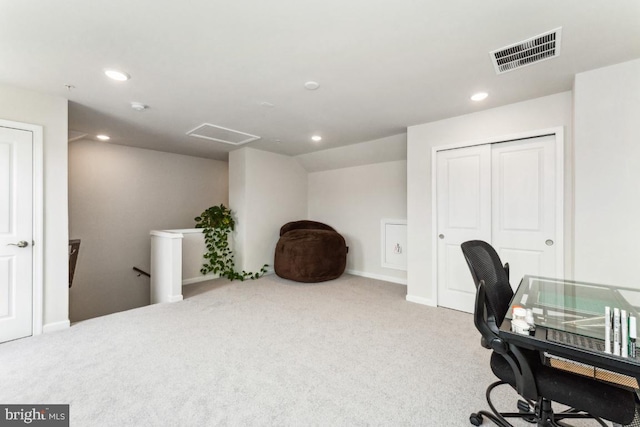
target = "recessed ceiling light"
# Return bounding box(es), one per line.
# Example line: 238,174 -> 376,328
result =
104,69 -> 130,81
311,135 -> 322,142
304,81 -> 320,90
96,134 -> 110,141
471,92 -> 488,101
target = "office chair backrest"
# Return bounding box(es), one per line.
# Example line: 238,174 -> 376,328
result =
461,240 -> 513,326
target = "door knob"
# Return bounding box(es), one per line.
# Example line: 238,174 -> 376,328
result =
439,234 -> 445,239
545,239 -> 554,246
7,240 -> 29,248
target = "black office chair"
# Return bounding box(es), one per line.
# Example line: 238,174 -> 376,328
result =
460,240 -> 636,427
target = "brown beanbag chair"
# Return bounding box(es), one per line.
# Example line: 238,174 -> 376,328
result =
274,221 -> 348,283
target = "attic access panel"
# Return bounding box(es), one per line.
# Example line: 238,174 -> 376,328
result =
490,27 -> 562,74
186,123 -> 260,146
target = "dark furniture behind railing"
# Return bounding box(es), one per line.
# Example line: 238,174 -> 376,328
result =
69,239 -> 81,288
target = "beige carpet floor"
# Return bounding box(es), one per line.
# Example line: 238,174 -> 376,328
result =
0,274 -> 605,426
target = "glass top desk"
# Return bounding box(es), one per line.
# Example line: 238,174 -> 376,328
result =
499,275 -> 640,388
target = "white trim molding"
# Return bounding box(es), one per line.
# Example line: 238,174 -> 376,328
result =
182,275 -> 219,286
345,269 -> 407,285
405,294 -> 437,307
42,319 -> 70,334
150,230 -> 185,239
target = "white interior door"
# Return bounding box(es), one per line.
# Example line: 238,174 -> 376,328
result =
436,145 -> 491,312
492,136 -> 557,290
0,125 -> 33,343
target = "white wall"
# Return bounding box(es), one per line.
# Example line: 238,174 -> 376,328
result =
69,140 -> 228,321
229,148 -> 308,273
574,59 -> 640,286
0,84 -> 69,331
296,133 -> 406,172
308,160 -> 407,283
407,92 -> 573,304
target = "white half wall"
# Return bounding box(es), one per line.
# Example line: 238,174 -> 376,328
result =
69,140 -> 228,321
574,59 -> 640,287
308,160 -> 407,284
407,91 -> 573,303
0,84 -> 69,331
229,148 -> 308,273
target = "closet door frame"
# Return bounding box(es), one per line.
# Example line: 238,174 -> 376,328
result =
430,127 -> 564,307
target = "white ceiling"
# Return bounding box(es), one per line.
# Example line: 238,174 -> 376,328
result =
1,1 -> 639,160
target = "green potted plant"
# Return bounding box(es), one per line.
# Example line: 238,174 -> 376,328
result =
194,204 -> 267,281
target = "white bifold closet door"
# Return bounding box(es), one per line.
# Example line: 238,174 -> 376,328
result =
436,135 -> 557,313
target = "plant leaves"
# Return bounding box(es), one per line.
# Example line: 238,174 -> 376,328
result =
195,204 -> 265,281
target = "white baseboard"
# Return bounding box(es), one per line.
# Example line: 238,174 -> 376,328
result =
182,274 -> 219,286
168,295 -> 184,303
405,294 -> 437,307
42,319 -> 70,333
345,269 -> 407,285
182,268 -> 274,286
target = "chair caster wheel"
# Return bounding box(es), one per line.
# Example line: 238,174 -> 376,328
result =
469,413 -> 483,426
517,400 -> 536,423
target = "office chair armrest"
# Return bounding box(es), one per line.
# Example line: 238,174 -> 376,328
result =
475,281 -> 508,354
476,282 -> 540,399
508,343 -> 540,400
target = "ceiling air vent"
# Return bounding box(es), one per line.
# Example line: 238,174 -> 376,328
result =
490,27 -> 562,74
186,123 -> 260,146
